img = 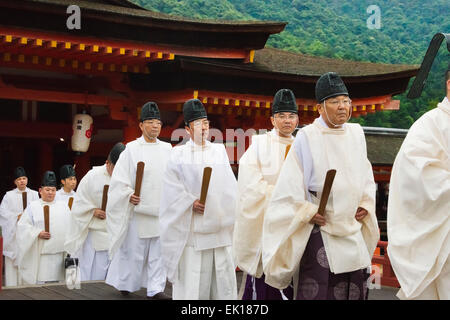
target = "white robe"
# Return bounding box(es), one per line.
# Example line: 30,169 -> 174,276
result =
262,118 -> 379,289
106,136 -> 172,258
16,199 -> 70,284
55,189 -> 76,209
233,130 -> 293,277
159,140 -> 238,299
105,136 -> 171,295
387,97 -> 450,300
0,187 -> 39,286
106,216 -> 167,296
64,164 -> 110,281
172,239 -> 236,300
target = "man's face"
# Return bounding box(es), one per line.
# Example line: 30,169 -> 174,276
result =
14,176 -> 28,191
318,95 -> 352,127
271,112 -> 299,137
39,186 -> 56,202
61,176 -> 77,191
139,119 -> 162,140
186,118 -> 209,145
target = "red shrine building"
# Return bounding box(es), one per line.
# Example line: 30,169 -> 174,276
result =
0,0 -> 417,214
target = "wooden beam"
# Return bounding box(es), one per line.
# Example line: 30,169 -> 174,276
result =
0,27 -> 180,66
0,85 -> 128,106
1,51 -> 151,76
134,89 -> 319,111
0,120 -> 71,139
92,115 -> 126,130
0,26 -> 257,60
133,89 -> 195,104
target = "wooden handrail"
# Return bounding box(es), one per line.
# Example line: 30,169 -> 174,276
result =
371,240 -> 400,288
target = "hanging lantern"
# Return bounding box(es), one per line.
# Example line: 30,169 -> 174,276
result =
71,112 -> 93,153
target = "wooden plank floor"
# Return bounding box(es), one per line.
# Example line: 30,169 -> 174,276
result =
0,281 -> 153,300
0,271 -> 398,300
0,270 -> 233,300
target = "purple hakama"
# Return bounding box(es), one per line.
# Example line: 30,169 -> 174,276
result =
296,224 -> 370,300
242,274 -> 294,300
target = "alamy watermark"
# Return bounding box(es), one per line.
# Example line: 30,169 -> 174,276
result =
66,4 -> 382,31
66,5 -> 81,30
366,5 -> 381,29
367,265 -> 382,290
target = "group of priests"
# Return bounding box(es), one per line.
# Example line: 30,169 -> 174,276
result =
0,70 -> 448,300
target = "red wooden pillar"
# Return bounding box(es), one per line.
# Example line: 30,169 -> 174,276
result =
38,141 -> 53,178
123,109 -> 141,144
121,101 -> 141,144
123,126 -> 140,144
73,152 -> 90,182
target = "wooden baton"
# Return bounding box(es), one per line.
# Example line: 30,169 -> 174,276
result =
317,169 -> 337,216
284,144 -> 291,160
68,197 -> 74,210
43,205 -> 50,233
101,185 -> 109,211
134,161 -> 145,197
199,167 -> 212,205
22,192 -> 27,211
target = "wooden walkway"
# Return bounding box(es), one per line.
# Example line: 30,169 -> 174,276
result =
0,271 -> 398,300
0,280 -> 171,300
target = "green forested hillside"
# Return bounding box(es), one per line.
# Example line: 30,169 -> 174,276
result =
131,0 -> 450,128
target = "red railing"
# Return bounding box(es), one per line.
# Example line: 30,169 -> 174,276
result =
0,227 -> 3,290
371,240 -> 400,287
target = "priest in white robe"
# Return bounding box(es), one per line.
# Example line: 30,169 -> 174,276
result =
233,89 -> 298,300
262,72 -> 379,300
0,167 -> 39,286
159,99 -> 238,300
16,171 -> 71,285
387,69 -> 450,300
105,102 -> 172,300
55,164 -> 77,209
65,142 -> 125,281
